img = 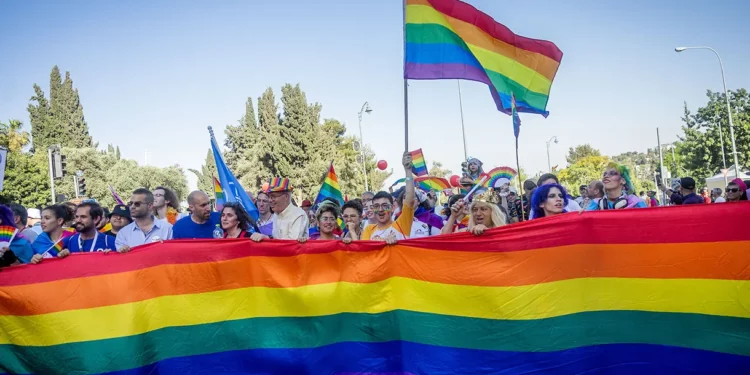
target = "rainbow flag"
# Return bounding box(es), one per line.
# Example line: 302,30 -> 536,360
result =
405,0 -> 562,116
213,176 -> 225,209
409,148 -> 428,176
1,205 -> 748,374
108,184 -> 124,205
415,176 -> 451,192
314,162 -> 344,206
0,225 -> 17,247
484,166 -> 518,188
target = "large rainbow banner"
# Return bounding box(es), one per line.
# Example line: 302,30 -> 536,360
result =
404,0 -> 563,116
1,204 -> 749,374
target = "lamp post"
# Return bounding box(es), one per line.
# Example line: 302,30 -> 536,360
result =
675,46 -> 739,178
546,136 -> 558,172
358,102 -> 373,191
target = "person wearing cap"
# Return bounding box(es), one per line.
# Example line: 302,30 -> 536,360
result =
300,199 -> 313,215
251,178 -> 308,242
660,177 -> 704,205
586,163 -> 646,210
105,205 -> 133,237
724,178 -> 748,202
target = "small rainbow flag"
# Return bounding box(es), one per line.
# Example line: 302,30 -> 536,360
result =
415,176 -> 451,192
409,149 -> 428,177
405,0 -> 562,116
0,225 -> 18,248
43,240 -> 64,259
484,166 -> 518,188
213,176 -> 225,209
314,162 -> 344,206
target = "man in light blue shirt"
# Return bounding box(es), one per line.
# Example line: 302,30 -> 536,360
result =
115,188 -> 173,252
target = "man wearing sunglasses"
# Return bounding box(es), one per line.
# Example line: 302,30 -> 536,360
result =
114,188 -> 173,253
361,152 -> 414,244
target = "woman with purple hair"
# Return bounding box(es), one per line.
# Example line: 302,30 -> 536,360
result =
0,204 -> 34,267
531,183 -> 569,219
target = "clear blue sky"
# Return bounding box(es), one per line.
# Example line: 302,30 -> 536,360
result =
2,0 -> 749,191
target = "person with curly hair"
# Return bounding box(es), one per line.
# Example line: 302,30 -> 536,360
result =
442,193 -> 507,236
531,183 -> 569,219
586,163 -> 646,210
153,186 -> 184,225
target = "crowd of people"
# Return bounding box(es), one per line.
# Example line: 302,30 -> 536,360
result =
1,152 -> 748,268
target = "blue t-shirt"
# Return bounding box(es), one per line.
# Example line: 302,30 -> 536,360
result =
67,233 -> 117,252
31,232 -> 70,257
172,212 -> 222,239
8,238 -> 34,264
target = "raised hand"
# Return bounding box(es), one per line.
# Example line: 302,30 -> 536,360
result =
402,151 -> 413,170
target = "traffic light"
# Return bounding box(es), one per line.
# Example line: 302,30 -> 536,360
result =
78,178 -> 87,197
60,154 -> 67,177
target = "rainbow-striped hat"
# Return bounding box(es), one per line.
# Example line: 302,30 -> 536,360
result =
266,177 -> 293,192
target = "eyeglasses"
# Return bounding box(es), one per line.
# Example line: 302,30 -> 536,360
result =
603,170 -> 620,177
128,201 -> 145,207
268,193 -> 286,200
319,216 -> 337,223
726,188 -> 740,193
371,203 -> 392,211
342,214 -> 359,220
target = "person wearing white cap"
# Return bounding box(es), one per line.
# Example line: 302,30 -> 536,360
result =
26,208 -> 43,235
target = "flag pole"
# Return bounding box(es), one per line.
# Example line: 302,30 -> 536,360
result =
402,0 -> 409,151
457,80 -> 468,161
515,136 -> 525,221
511,93 -> 525,221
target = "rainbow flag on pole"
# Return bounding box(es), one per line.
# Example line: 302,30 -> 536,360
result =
409,148 -> 428,176
213,176 -> 225,210
314,162 -> 344,206
404,0 -> 562,116
0,205 -> 748,374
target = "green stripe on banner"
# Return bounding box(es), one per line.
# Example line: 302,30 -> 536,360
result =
1,310 -> 747,374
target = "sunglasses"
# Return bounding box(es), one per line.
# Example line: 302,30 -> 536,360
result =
726,188 -> 740,193
371,204 -> 392,211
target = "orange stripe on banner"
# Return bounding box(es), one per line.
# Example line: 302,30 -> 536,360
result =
2,241 -> 749,316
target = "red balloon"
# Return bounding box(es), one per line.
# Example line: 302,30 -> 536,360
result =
377,160 -> 388,170
449,175 -> 461,187
261,182 -> 270,192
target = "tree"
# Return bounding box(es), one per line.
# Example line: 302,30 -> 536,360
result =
557,155 -> 612,193
679,90 -> 750,182
428,161 -> 452,178
235,88 -> 278,190
189,149 -> 218,195
0,119 -> 31,153
0,151 -> 50,207
225,97 -> 258,170
28,67 -> 92,150
566,144 -> 601,165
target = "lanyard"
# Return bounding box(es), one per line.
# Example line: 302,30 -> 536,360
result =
78,232 -> 99,252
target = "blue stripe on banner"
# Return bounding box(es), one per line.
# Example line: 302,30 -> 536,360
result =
405,42 -> 483,69
103,341 -> 747,375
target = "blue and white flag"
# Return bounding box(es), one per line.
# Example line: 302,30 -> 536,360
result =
208,127 -> 259,220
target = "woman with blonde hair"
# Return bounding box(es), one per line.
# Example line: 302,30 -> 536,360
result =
442,193 -> 507,236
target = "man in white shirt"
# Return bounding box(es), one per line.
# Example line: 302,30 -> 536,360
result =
251,178 -> 308,241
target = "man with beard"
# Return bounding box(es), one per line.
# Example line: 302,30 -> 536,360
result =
67,202 -> 117,252
173,191 -> 222,239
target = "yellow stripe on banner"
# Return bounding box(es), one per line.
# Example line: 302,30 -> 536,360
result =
2,277 -> 748,347
407,4 -> 554,94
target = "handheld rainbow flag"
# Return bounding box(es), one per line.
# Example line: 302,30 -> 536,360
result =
0,225 -> 18,248
416,176 -> 451,192
314,162 -> 344,206
108,184 -> 124,205
1,204 -> 748,374
484,166 -> 518,188
404,0 -> 562,116
409,148 -> 428,176
213,176 -> 225,210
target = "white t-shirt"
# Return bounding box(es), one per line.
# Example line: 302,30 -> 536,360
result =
409,218 -> 441,238
714,197 -> 726,203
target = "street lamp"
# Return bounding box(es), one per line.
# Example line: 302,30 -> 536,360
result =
358,102 -> 373,191
546,136 -> 558,172
675,46 -> 739,178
